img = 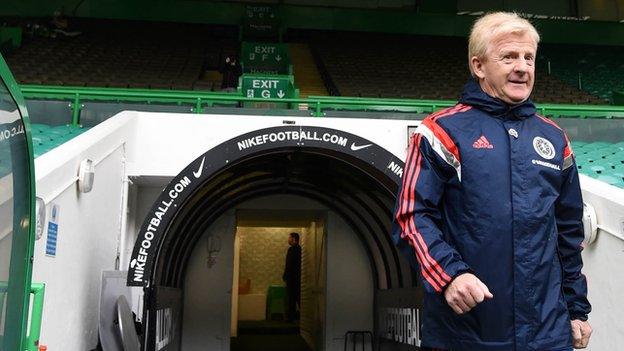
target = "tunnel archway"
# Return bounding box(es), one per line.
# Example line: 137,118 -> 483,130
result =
126,125 -> 420,350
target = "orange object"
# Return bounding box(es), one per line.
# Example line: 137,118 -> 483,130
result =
39,345 -> 47,351
238,278 -> 251,294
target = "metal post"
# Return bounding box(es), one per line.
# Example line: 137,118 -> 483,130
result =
547,60 -> 551,75
578,72 -> 582,91
315,101 -> 322,117
195,98 -> 202,114
71,93 -> 81,126
26,283 -> 46,351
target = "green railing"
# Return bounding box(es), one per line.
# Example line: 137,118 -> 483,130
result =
19,85 -> 624,124
26,283 -> 45,351
0,282 -> 44,351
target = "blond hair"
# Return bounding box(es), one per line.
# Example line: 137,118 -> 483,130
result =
468,12 -> 540,76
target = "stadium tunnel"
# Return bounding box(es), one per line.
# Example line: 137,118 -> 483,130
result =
126,125 -> 422,350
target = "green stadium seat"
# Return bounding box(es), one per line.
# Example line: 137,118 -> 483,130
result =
50,125 -> 76,134
587,142 -> 612,150
581,152 -> 604,162
31,135 -> 46,145
604,154 -> 624,165
596,175 -> 624,187
589,165 -> 606,174
30,124 -> 52,133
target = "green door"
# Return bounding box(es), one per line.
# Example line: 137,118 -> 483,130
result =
0,53 -> 36,351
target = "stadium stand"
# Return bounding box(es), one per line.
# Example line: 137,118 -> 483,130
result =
4,19 -> 239,91
288,43 -> 328,97
4,20 -> 624,190
540,44 -> 624,103
2,21 -> 613,105
310,31 -> 607,104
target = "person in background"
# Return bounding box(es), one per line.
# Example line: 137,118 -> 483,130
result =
393,12 -> 591,351
283,232 -> 301,323
220,56 -> 241,92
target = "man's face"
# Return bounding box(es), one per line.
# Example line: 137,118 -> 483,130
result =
288,236 -> 295,246
472,33 -> 537,105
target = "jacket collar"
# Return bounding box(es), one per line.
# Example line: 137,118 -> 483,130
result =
459,79 -> 536,120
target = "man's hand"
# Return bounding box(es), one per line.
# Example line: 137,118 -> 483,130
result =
444,273 -> 493,314
571,319 -> 592,349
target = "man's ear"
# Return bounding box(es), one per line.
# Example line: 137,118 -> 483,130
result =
471,56 -> 486,79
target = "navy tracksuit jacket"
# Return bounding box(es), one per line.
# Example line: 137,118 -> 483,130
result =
393,80 -> 591,351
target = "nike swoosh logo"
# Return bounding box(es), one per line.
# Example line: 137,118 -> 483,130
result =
193,157 -> 206,179
350,143 -> 372,151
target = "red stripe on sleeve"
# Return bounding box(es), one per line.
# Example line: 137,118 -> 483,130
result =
396,134 -> 452,292
422,118 -> 461,162
397,135 -> 445,291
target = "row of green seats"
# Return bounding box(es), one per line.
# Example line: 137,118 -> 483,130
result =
571,141 -> 624,188
30,123 -> 90,158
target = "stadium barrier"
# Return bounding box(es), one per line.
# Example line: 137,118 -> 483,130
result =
19,85 -> 624,125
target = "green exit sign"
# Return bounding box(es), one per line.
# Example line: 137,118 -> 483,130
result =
245,5 -> 276,20
241,75 -> 294,99
242,42 -> 288,64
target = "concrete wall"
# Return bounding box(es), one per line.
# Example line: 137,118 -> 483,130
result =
181,210 -> 236,351
325,212 -> 374,351
300,220 -> 324,349
238,227 -> 296,295
583,229 -> 624,350
579,176 -> 624,351
30,114 -> 133,350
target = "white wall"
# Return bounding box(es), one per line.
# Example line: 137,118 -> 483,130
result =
181,210 -> 236,351
579,176 -> 624,351
300,221 -> 321,349
125,113 -> 412,178
30,114 -> 134,350
325,212 -> 374,351
583,229 -> 624,350
32,147 -> 126,350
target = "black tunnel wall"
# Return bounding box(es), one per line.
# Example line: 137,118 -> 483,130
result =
157,150 -> 414,291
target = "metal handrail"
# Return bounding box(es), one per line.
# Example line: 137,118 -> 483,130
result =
19,85 -> 624,123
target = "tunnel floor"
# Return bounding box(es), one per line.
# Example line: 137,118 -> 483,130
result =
231,321 -> 311,351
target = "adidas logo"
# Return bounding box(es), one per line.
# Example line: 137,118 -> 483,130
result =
473,135 -> 494,149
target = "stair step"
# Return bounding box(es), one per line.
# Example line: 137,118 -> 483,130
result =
289,43 -> 328,98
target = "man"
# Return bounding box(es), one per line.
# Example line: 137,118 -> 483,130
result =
393,12 -> 592,351
283,232 -> 301,322
221,56 -> 241,92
